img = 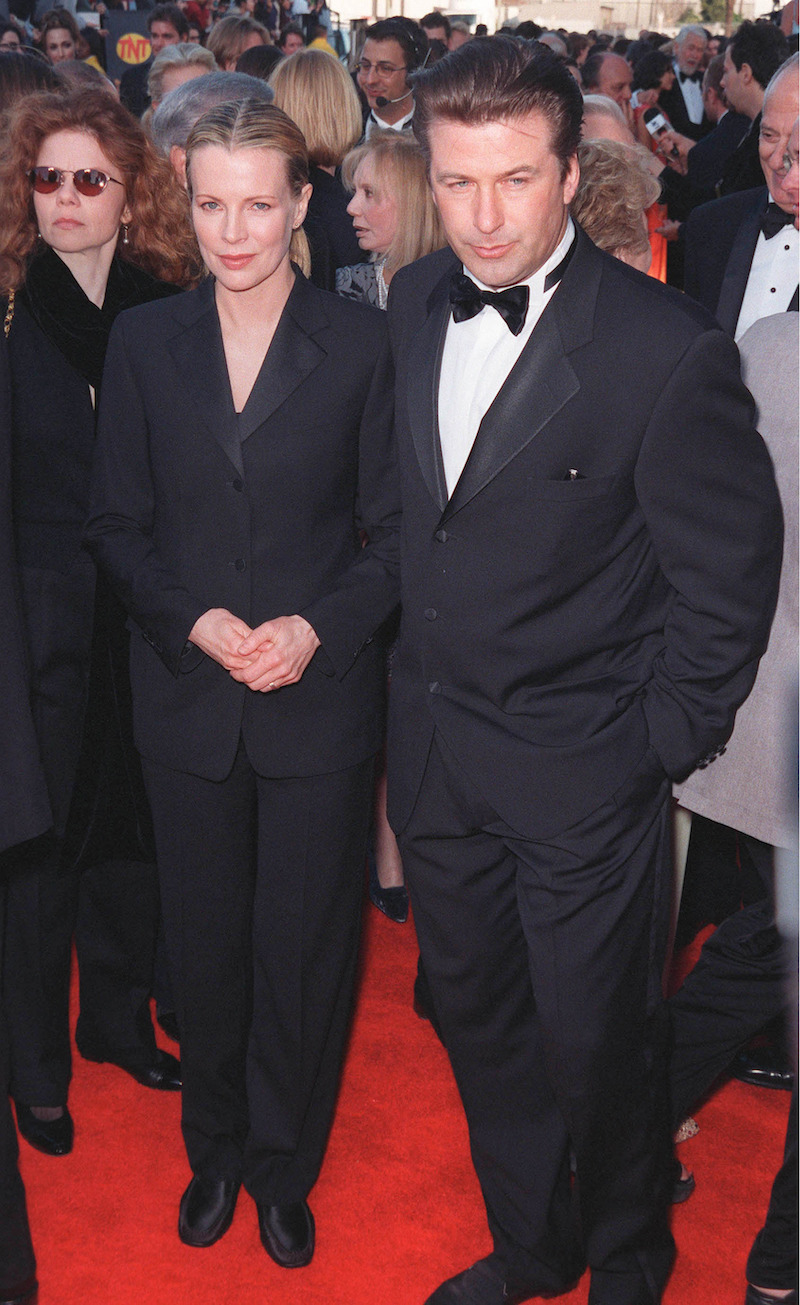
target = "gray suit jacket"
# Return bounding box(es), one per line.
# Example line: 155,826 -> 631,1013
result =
675,313 -> 798,848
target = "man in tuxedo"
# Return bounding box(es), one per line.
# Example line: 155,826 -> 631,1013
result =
658,24 -> 712,140
386,37 -> 782,1305
718,21 -> 791,195
684,54 -> 798,339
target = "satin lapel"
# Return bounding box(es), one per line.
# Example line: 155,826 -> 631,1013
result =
405,271 -> 450,512
166,279 -> 244,477
238,273 -> 327,443
442,230 -> 597,522
715,190 -> 765,335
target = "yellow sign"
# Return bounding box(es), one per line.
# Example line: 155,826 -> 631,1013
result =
116,31 -> 151,64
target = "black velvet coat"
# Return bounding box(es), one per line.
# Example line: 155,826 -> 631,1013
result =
7,249 -> 176,858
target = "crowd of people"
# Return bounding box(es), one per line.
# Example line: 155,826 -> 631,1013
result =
0,11 -> 797,1305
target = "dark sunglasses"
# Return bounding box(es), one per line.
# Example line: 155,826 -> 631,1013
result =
28,166 -> 125,197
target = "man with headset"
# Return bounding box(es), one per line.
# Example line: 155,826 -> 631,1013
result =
357,18 -> 429,139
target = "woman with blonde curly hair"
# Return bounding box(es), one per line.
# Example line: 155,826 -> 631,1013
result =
0,88 -> 202,1162
570,137 -> 662,273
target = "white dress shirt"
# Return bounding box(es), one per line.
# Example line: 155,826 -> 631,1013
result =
365,106 -> 414,139
438,219 -> 575,498
735,223 -> 799,342
673,62 -> 704,125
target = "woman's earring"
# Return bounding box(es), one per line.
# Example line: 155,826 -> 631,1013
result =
121,223 -> 129,245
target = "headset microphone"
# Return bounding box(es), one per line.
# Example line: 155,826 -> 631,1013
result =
375,91 -> 413,107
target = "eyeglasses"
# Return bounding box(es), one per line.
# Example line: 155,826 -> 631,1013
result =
0,38 -> 21,49
357,59 -> 407,76
28,166 -> 125,196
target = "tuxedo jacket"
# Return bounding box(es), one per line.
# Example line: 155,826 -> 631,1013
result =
86,272 -> 400,781
385,231 -> 782,841
658,76 -> 712,141
683,186 -> 769,333
686,110 -> 750,197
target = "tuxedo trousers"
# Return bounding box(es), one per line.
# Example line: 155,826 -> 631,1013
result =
398,731 -> 675,1305
2,853 -> 161,1105
142,744 -> 374,1204
668,833 -> 785,1130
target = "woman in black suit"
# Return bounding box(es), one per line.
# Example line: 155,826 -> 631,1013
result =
0,88 -> 200,1159
86,100 -> 399,1267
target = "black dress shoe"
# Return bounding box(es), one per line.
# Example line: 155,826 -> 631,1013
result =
257,1200 -> 315,1268
745,1287 -> 798,1305
733,1045 -> 794,1091
178,1175 -> 240,1247
80,1046 -> 182,1091
15,1105 -> 73,1157
368,845 -> 409,923
0,1274 -> 38,1305
424,1256 -> 530,1304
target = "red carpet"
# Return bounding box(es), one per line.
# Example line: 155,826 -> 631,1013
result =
19,906 -> 790,1304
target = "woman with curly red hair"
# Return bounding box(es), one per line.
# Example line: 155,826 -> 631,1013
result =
0,88 -> 202,1160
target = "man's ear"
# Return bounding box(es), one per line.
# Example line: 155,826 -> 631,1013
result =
171,145 -> 188,189
740,61 -> 754,86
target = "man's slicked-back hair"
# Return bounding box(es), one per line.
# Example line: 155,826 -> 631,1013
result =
412,36 -> 583,178
729,21 -> 790,92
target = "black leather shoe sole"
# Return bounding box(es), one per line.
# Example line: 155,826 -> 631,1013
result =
80,1046 -> 182,1091
733,1049 -> 794,1091
745,1287 -> 798,1305
178,1175 -> 240,1247
257,1200 -> 315,1268
15,1105 -> 73,1157
0,1274 -> 38,1305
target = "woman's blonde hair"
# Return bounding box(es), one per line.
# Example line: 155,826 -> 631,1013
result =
0,88 -> 203,291
269,48 -> 362,169
341,130 -> 447,278
571,139 -> 660,262
185,98 -> 311,276
206,14 -> 268,70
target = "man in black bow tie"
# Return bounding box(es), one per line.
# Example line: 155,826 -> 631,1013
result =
386,34 -> 783,1305
684,54 -> 798,339
658,24 -> 712,140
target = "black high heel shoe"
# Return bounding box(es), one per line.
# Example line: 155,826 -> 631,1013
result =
15,1104 -> 73,1157
368,844 -> 409,923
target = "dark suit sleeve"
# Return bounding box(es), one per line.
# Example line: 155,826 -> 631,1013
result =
299,330 -> 400,679
0,335 -> 52,851
635,326 -> 782,780
86,316 -> 208,677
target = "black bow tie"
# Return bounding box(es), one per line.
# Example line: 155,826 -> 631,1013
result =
761,201 -> 796,239
679,69 -> 702,83
449,275 -> 529,335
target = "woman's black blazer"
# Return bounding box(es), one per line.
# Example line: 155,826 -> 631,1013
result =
86,271 -> 400,781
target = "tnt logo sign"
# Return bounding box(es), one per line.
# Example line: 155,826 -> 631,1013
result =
116,31 -> 151,63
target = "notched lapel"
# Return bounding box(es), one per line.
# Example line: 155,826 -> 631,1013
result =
444,311 -> 579,520
441,231 -> 600,521
166,282 -> 244,477
406,274 -> 450,512
237,291 -> 326,444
